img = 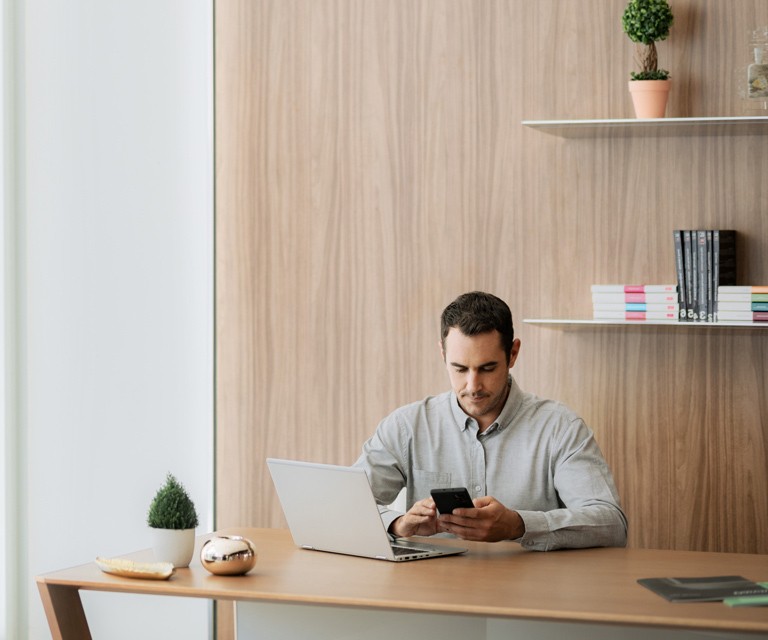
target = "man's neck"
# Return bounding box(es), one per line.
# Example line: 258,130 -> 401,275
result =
476,382 -> 512,433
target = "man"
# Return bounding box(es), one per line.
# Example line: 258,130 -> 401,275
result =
354,291 -> 627,551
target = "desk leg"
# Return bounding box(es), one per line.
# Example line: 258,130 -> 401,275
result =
36,581 -> 93,640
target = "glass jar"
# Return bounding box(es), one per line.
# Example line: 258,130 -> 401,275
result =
745,27 -> 768,111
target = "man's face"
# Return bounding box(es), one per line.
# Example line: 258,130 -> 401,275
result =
441,328 -> 520,431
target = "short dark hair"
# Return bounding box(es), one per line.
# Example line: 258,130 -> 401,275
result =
440,292 -> 514,359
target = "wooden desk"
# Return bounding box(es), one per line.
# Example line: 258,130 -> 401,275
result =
37,528 -> 768,639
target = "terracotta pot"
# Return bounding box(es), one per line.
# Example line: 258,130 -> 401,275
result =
628,80 -> 671,118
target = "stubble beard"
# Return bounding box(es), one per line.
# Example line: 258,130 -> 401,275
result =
460,383 -> 509,421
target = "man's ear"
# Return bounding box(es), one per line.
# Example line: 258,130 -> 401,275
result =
508,338 -> 521,369
438,339 -> 445,361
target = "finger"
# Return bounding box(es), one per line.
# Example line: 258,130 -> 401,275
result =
422,497 -> 437,510
416,500 -> 437,516
408,513 -> 439,535
439,510 -> 477,524
411,511 -> 437,523
440,519 -> 481,540
408,508 -> 438,528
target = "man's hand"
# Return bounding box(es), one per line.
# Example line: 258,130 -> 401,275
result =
437,495 -> 524,542
389,497 -> 439,538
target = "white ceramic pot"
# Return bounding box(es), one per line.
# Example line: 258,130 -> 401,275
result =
150,527 -> 196,568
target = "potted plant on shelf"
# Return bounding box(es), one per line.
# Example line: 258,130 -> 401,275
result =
622,0 -> 675,118
147,473 -> 199,568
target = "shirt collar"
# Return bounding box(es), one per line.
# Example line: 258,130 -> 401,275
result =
450,374 -> 524,433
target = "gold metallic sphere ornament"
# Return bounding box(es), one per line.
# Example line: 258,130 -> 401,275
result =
200,535 -> 257,575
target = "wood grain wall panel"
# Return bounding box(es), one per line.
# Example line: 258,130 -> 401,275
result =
216,0 -> 768,554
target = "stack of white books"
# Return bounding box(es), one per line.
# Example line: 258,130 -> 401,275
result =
716,286 -> 768,323
591,284 -> 679,321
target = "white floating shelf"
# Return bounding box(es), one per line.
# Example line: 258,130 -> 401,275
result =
524,318 -> 768,328
521,116 -> 768,138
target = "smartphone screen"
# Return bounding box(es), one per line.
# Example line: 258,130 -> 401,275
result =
430,487 -> 474,515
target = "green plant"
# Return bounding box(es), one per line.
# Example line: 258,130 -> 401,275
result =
622,0 -> 674,80
147,473 -> 199,530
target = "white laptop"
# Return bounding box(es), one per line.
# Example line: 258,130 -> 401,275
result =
266,458 -> 468,562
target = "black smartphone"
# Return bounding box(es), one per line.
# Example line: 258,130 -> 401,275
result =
430,487 -> 474,515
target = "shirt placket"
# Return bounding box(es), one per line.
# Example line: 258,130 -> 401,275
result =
470,426 -> 488,499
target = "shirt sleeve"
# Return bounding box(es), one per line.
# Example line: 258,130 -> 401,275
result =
352,414 -> 408,532
515,419 -> 628,551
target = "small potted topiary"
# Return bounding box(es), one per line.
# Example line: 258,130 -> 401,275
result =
147,473 -> 199,568
622,0 -> 675,118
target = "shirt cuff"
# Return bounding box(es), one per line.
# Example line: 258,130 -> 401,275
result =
379,508 -> 405,534
515,510 -> 550,550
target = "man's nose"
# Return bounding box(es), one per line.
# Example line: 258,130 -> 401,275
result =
466,370 -> 481,392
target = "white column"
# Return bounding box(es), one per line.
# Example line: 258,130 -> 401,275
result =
17,1 -> 215,638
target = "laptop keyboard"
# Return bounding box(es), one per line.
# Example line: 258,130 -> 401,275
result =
391,545 -> 426,556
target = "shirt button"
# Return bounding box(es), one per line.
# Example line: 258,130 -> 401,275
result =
474,485 -> 482,492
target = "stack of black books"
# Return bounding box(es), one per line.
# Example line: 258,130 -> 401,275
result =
672,230 -> 737,323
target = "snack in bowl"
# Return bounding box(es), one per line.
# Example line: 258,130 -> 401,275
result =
95,556 -> 175,580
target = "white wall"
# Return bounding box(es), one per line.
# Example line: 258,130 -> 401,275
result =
1,0 -> 11,634
8,1 -> 214,638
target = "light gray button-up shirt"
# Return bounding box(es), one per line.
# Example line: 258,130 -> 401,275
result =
354,376 -> 627,551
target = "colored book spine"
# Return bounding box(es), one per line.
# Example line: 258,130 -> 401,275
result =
712,230 -> 719,321
673,230 -> 687,321
697,230 -> 707,322
718,311 -> 752,321
718,310 -> 768,322
713,230 -> 737,322
718,301 -> 752,311
592,303 -> 679,312
590,284 -> 677,293
719,286 -> 751,293
625,311 -> 679,320
592,310 -> 678,321
683,231 -> 695,321
592,292 -> 678,304
707,230 -> 714,322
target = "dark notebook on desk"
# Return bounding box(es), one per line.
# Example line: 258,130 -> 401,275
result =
638,575 -> 768,602
266,458 -> 467,562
